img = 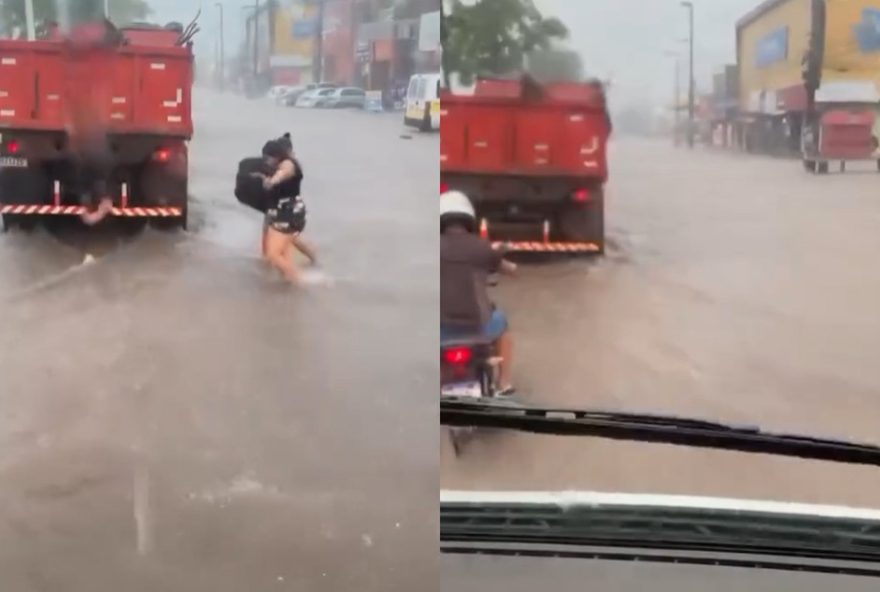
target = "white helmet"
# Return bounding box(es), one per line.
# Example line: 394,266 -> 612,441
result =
440,190 -> 476,232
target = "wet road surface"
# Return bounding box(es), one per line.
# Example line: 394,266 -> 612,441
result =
0,90 -> 437,591
442,138 -> 880,508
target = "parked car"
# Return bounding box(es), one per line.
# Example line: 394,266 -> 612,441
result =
267,85 -> 296,103
318,87 -> 367,109
295,88 -> 336,108
276,86 -> 303,105
282,82 -> 338,106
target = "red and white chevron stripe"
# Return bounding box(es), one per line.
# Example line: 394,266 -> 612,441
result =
0,205 -> 183,217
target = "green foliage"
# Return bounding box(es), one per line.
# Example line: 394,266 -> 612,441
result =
443,0 -> 568,85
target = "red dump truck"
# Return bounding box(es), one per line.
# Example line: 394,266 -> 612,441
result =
440,76 -> 611,253
0,23 -> 193,229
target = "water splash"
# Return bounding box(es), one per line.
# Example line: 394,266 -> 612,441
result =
299,268 -> 335,287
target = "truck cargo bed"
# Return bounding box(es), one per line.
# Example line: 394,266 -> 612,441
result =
440,79 -> 610,181
0,39 -> 193,137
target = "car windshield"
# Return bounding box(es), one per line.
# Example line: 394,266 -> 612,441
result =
440,0 -> 880,586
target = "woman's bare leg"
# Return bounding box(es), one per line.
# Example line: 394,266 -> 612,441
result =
290,234 -> 317,265
266,227 -> 301,284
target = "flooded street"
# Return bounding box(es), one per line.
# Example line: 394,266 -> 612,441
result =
0,90 -> 437,591
442,138 -> 880,508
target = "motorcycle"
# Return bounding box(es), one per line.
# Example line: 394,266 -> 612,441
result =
441,335 -> 501,456
441,273 -> 508,455
441,336 -> 499,399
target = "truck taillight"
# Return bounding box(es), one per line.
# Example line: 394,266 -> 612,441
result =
573,188 -> 591,203
441,182 -> 449,194
153,149 -> 171,163
7,139 -> 20,154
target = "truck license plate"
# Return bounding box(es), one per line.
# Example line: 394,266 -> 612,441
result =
441,382 -> 482,398
0,157 -> 27,168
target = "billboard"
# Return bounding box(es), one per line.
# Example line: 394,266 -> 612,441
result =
755,27 -> 789,67
272,0 -> 319,68
854,7 -> 880,52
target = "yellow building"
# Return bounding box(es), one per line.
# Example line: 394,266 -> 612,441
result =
737,0 -> 880,113
269,0 -> 320,85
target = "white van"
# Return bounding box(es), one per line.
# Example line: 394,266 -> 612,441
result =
404,73 -> 441,131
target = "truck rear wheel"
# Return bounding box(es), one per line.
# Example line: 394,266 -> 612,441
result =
817,161 -> 829,174
557,191 -> 605,254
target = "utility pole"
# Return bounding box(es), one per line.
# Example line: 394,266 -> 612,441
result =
675,58 -> 681,146
665,50 -> 682,147
24,0 -> 36,40
313,0 -> 325,83
216,2 -> 225,91
253,0 -> 260,77
681,1 -> 695,148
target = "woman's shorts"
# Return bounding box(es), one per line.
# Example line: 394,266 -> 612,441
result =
266,197 -> 306,235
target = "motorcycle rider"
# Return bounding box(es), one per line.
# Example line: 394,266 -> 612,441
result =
440,190 -> 517,395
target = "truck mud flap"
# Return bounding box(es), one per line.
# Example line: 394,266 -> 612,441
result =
492,241 -> 601,253
0,205 -> 183,217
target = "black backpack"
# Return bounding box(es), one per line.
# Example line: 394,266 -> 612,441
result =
235,157 -> 271,213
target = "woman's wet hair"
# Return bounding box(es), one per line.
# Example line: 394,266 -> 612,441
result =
262,139 -> 287,159
278,132 -> 293,154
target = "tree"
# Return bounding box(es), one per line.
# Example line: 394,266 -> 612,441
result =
0,0 -> 152,35
443,0 -> 568,86
525,48 -> 583,84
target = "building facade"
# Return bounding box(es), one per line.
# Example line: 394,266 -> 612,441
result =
239,0 -> 440,92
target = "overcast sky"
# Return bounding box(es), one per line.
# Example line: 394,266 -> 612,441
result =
144,0 -> 252,54
147,0 -> 767,106
535,0 -> 763,107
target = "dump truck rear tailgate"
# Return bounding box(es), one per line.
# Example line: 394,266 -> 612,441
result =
0,39 -> 193,137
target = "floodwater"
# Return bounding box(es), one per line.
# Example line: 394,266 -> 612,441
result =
0,89 -> 438,591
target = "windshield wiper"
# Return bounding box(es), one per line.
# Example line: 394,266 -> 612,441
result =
441,398 -> 880,467
441,495 -> 880,577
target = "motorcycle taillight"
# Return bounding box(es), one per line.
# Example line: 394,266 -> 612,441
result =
443,346 -> 473,365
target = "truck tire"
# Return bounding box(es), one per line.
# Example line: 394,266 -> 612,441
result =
817,161 -> 829,175
558,191 -> 605,254
803,159 -> 816,173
